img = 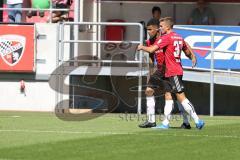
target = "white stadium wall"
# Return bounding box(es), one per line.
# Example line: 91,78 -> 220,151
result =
77,0 -> 95,56
36,24 -> 61,75
0,81 -> 55,111
0,23 -> 70,111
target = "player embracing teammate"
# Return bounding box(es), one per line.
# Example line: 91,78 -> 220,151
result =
138,17 -> 205,130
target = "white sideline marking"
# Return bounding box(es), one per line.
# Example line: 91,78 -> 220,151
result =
0,129 -> 239,139
0,116 -> 21,118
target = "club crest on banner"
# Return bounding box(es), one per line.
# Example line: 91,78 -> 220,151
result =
0,35 -> 26,66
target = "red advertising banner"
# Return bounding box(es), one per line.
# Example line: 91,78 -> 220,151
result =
0,24 -> 35,72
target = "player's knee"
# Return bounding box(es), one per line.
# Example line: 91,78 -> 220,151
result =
165,92 -> 172,100
176,92 -> 186,103
145,88 -> 154,96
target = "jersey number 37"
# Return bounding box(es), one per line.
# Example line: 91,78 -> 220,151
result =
173,40 -> 182,63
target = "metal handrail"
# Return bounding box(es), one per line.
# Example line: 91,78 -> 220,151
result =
61,60 -> 144,64
175,25 -> 240,117
183,66 -> 240,74
0,8 -> 72,12
58,22 -> 144,115
174,26 -> 240,36
190,47 -> 240,55
62,40 -> 141,44
62,22 -> 143,27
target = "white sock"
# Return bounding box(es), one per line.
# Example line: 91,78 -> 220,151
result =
162,100 -> 173,126
181,98 -> 199,124
176,101 -> 190,124
146,96 -> 155,123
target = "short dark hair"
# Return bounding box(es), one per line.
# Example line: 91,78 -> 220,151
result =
147,18 -> 160,27
160,17 -> 174,28
152,6 -> 161,14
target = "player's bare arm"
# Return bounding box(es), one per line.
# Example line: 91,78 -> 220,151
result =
183,42 -> 197,68
137,44 -> 159,53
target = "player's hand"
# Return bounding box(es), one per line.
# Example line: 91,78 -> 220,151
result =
192,56 -> 197,68
137,44 -> 144,51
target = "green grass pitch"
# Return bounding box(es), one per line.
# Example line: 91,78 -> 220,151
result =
0,111 -> 240,160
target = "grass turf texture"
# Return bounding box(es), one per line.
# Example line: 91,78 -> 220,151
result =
0,111 -> 239,160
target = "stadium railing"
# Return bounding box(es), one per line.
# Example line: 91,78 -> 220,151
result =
174,26 -> 240,116
57,22 -> 145,115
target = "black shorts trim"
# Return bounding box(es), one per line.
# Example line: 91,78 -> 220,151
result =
165,75 -> 184,93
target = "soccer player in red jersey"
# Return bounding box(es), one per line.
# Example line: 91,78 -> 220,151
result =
138,17 -> 204,129
138,18 -> 193,129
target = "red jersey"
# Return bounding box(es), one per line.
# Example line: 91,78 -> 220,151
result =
154,31 -> 187,77
146,37 -> 165,73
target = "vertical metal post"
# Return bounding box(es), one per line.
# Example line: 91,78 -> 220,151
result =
138,24 -> 144,115
210,32 -> 215,117
97,0 -> 102,59
71,0 -> 81,109
74,0 -> 80,58
60,23 -> 65,108
79,0 -> 84,22
73,86 -> 75,109
93,0 -> 98,57
55,23 -> 60,108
